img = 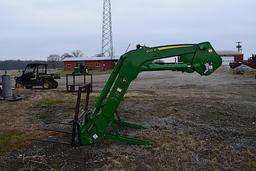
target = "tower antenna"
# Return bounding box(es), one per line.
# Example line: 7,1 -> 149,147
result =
102,0 -> 114,59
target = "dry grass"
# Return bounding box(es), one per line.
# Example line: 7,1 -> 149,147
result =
32,97 -> 65,108
0,131 -> 24,155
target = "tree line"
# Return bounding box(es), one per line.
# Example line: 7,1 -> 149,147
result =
0,60 -> 63,70
0,49 -> 84,70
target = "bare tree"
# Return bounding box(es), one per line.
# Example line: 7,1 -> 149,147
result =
47,54 -> 60,69
71,50 -> 84,58
60,50 -> 84,61
60,53 -> 73,61
47,54 -> 60,61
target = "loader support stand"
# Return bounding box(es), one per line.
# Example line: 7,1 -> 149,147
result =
112,119 -> 147,130
72,84 -> 92,146
66,73 -> 93,92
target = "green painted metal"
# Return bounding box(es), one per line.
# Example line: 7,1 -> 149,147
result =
77,42 -> 222,145
112,120 -> 148,130
74,63 -> 88,74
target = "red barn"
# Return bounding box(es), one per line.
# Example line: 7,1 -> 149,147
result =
63,57 -> 119,71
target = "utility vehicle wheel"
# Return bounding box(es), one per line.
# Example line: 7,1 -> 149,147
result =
52,80 -> 58,89
15,82 -> 24,88
42,80 -> 52,89
25,85 -> 32,89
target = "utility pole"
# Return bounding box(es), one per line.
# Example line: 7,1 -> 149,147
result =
102,0 -> 114,59
236,42 -> 242,53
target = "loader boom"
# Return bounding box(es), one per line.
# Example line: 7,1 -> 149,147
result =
73,42 -> 222,145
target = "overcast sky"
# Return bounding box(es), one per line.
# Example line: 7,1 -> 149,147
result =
0,0 -> 255,60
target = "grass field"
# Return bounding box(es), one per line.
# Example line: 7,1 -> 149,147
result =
0,67 -> 255,170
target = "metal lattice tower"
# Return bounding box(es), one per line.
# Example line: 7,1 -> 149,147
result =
102,0 -> 114,59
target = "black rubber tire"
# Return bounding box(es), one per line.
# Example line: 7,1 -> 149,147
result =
25,85 -> 32,89
15,81 -> 24,89
52,80 -> 58,89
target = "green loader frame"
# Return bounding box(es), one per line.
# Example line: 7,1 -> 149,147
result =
72,42 -> 222,146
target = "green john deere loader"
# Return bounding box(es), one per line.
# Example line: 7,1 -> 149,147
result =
70,42 -> 222,146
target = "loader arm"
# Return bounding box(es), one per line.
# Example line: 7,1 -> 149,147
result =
74,42 -> 222,145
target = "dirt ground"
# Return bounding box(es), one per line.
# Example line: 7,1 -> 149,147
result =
0,67 -> 255,170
